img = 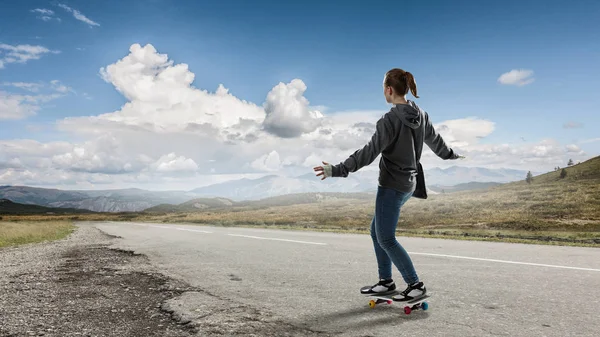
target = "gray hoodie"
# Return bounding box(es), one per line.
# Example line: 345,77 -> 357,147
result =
331,100 -> 459,193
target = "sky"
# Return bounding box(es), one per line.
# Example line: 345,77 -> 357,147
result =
0,0 -> 598,190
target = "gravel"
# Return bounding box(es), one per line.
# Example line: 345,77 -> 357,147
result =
0,225 -> 197,337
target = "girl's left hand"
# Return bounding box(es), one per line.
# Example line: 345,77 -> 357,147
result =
313,161 -> 332,180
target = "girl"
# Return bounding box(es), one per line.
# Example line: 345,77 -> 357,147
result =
313,68 -> 463,301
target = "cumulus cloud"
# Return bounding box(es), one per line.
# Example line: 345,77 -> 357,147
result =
68,44 -> 266,138
565,144 -> 584,155
429,117 -> 495,148
263,79 -> 323,138
152,153 -> 199,173
57,3 -> 99,27
250,151 -> 282,172
0,44 -> 60,69
498,69 -> 535,86
51,134 -> 141,174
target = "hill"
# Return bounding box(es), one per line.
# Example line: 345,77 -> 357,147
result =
0,186 -> 196,212
143,192 -> 375,213
398,155 -> 600,230
0,199 -> 95,215
144,197 -> 236,213
428,182 -> 502,193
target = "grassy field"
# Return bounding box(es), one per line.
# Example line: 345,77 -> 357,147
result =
0,221 -> 75,248
2,157 -> 599,247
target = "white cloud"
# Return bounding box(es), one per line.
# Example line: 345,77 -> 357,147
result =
57,3 -> 100,27
263,79 -> 323,138
3,82 -> 44,92
51,134 -> 140,174
30,8 -> 61,22
31,8 -> 54,16
565,144 -> 584,154
79,44 -> 265,137
250,151 -> 282,172
0,91 -> 40,120
0,80 -> 72,120
498,69 -> 535,86
443,138 -> 590,170
430,117 -> 495,148
0,44 -> 60,69
152,153 -> 199,173
50,80 -> 73,94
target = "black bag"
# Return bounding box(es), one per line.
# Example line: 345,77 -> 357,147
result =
410,128 -> 427,199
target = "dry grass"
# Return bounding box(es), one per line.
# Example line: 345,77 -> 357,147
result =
0,221 -> 75,248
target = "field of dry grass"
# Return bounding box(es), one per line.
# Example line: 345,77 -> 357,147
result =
0,221 -> 75,248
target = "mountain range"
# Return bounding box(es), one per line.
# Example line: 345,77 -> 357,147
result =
0,166 -> 533,212
0,198 -> 94,215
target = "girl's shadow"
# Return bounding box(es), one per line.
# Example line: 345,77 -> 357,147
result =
303,303 -> 430,333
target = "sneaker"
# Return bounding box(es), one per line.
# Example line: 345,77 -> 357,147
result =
360,279 -> 396,295
392,281 -> 426,301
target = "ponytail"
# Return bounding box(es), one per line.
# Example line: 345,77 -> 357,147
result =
404,71 -> 419,98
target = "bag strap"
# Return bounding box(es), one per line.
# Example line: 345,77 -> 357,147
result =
410,127 -> 419,165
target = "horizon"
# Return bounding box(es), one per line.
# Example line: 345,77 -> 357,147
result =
1,0 -> 598,191
0,161 -> 570,192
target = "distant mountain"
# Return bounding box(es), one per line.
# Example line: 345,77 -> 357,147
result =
0,198 -> 94,215
235,192 -> 376,209
144,197 -> 236,213
0,166 -> 537,212
189,172 -> 377,201
143,192 -> 376,213
423,166 -> 534,186
0,186 -> 195,213
189,166 -> 531,201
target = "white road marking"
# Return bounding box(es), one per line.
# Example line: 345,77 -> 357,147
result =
173,227 -> 213,234
123,223 -> 597,271
409,252 -> 600,272
129,223 -> 212,233
227,234 -> 327,245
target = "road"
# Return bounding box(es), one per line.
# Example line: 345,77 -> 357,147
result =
90,221 -> 600,337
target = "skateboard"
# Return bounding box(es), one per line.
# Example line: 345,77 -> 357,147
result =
365,292 -> 430,315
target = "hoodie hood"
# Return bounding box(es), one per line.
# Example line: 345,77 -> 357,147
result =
391,101 -> 421,129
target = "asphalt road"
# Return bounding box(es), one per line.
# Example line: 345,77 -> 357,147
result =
91,221 -> 600,337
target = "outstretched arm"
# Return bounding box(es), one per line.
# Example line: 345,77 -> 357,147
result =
423,111 -> 460,160
331,114 -> 396,177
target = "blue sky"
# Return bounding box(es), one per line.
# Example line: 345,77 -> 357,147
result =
0,0 -> 598,189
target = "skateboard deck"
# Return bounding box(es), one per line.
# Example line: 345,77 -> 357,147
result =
364,292 -> 431,314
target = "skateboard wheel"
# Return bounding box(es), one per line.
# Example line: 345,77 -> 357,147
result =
421,302 -> 429,311
369,300 -> 376,308
404,306 -> 411,315
387,300 -> 392,305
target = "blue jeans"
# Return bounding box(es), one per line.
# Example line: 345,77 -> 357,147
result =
370,185 -> 419,284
